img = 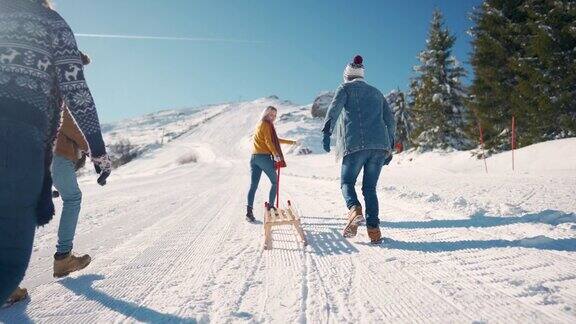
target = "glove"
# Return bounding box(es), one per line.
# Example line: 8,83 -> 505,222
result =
92,154 -> 112,186
384,151 -> 393,166
322,134 -> 331,152
97,170 -> 110,186
273,155 -> 282,162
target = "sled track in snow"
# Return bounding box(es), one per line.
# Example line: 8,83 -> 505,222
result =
281,173 -> 576,323
379,201 -> 576,323
288,185 -> 476,323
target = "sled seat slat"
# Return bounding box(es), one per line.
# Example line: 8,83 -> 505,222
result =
263,201 -> 307,250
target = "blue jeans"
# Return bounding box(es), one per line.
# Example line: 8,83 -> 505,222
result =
0,119 -> 43,304
51,155 -> 82,254
341,149 -> 388,228
247,154 -> 277,208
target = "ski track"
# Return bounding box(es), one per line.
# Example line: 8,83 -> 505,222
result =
377,201 -> 576,323
283,174 -> 576,323
1,99 -> 575,323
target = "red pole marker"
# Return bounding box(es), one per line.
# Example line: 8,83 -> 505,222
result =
276,167 -> 280,209
276,168 -> 280,209
478,122 -> 488,174
511,115 -> 516,171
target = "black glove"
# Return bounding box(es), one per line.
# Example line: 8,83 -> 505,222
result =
322,134 -> 331,152
97,170 -> 110,186
384,151 -> 393,165
93,154 -> 112,186
75,153 -> 87,171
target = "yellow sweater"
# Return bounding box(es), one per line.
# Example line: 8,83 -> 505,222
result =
252,121 -> 296,156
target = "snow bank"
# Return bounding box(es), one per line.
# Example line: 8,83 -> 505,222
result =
393,137 -> 576,175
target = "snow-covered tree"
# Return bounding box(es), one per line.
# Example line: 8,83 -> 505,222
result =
410,9 -> 472,151
469,0 -> 576,151
386,88 -> 413,149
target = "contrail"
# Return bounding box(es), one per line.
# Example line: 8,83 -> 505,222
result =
75,33 -> 264,44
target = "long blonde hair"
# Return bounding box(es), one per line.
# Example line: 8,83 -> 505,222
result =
260,106 -> 277,122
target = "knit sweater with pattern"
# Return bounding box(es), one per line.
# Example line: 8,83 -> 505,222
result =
0,0 -> 106,157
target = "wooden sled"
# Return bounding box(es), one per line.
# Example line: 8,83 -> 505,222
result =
263,201 -> 307,250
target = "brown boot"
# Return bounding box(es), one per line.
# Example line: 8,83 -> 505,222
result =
367,227 -> 382,244
342,205 -> 364,238
3,287 -> 28,307
53,252 -> 91,278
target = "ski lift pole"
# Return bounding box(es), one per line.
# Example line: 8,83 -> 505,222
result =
511,115 -> 516,171
478,121 -> 488,174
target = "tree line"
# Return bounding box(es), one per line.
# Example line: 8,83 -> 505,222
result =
389,0 -> 575,153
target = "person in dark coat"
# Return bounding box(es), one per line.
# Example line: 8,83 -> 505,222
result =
0,0 -> 111,303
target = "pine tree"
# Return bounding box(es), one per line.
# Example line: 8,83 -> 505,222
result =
410,9 -> 471,151
469,0 -> 575,151
386,89 -> 413,149
469,0 -> 526,152
517,0 -> 576,142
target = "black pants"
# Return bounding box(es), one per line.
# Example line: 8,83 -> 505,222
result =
0,118 -> 44,303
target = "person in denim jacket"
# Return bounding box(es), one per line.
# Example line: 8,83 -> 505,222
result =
322,55 -> 395,244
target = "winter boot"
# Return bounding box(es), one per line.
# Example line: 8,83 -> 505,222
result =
342,205 -> 364,238
367,227 -> 383,244
2,287 -> 28,308
53,252 -> 91,278
246,206 -> 256,222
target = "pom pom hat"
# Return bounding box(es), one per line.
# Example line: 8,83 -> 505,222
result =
343,55 -> 365,81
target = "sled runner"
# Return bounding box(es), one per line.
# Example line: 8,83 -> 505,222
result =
263,200 -> 307,250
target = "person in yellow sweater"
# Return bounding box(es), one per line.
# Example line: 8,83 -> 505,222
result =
246,106 -> 297,222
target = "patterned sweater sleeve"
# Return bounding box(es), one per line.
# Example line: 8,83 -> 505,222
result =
50,15 -> 106,158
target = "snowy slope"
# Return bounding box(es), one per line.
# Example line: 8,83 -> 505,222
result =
1,97 -> 575,323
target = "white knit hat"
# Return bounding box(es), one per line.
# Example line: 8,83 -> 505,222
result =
343,55 -> 365,81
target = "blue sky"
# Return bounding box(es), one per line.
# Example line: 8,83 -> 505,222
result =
54,0 -> 482,122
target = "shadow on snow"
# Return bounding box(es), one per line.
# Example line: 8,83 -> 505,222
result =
60,274 -> 195,323
356,237 -> 576,253
381,209 -> 576,229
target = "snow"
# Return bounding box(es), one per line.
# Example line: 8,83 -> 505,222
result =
1,97 -> 575,323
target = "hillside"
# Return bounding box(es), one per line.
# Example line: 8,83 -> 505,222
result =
1,97 -> 575,323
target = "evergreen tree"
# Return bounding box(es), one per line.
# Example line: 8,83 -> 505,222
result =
386,89 -> 413,149
469,0 -> 575,151
469,0 -> 526,152
410,9 -> 471,151
517,0 -> 576,142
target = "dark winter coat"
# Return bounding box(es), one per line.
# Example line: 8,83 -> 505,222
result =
0,0 -> 107,155
0,0 -> 107,224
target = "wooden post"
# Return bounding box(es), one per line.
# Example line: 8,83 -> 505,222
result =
511,115 -> 516,171
478,122 -> 488,174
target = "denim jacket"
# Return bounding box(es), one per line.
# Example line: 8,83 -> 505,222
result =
322,79 -> 395,157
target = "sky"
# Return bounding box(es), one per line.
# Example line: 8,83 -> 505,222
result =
53,0 -> 483,123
